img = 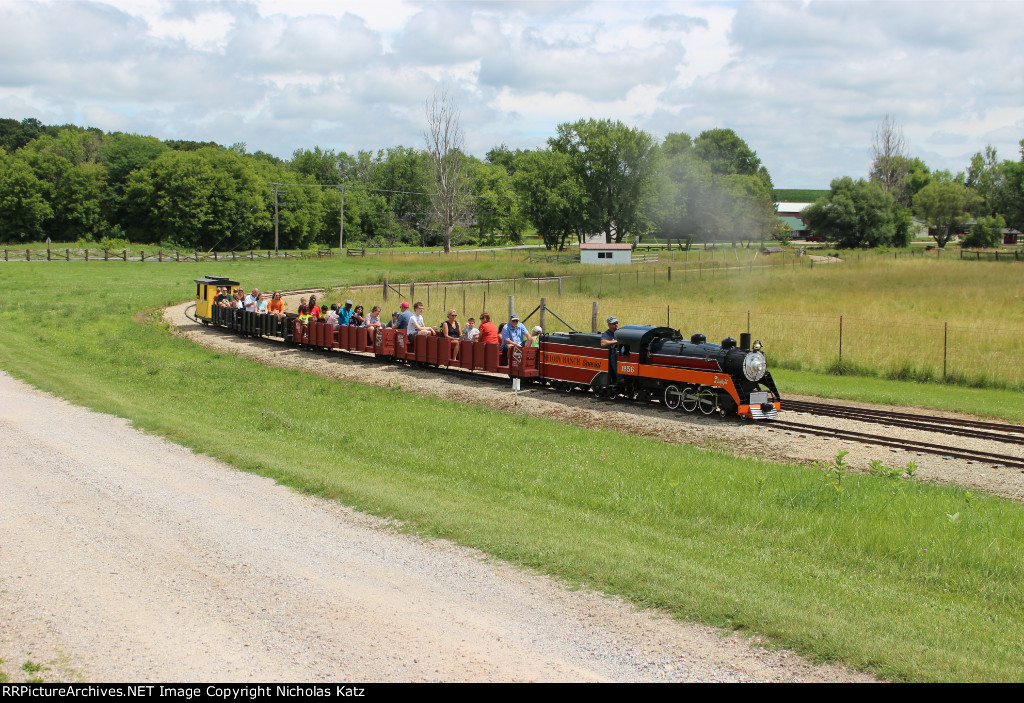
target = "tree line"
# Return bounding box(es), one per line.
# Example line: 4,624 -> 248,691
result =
0,115 -> 780,251
802,116 -> 1024,248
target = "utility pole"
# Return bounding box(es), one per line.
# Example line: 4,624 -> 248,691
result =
338,185 -> 345,252
273,183 -> 279,254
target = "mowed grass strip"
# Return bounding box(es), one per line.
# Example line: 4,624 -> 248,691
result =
1,260 -> 1024,681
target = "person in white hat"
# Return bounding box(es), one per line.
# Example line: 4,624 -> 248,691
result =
531,325 -> 543,347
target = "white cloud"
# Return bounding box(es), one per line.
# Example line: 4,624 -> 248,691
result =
0,0 -> 1020,188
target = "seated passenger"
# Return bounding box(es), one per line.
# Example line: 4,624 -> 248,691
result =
366,306 -> 384,330
308,295 -> 321,318
350,304 -> 365,327
387,311 -> 400,329
244,288 -> 259,313
531,326 -> 543,347
338,300 -> 354,325
233,289 -> 245,308
395,301 -> 412,330
215,287 -> 232,307
441,309 -> 461,361
407,301 -> 434,340
255,293 -> 268,314
325,304 -> 339,326
297,305 -> 311,324
477,312 -> 498,345
462,317 -> 479,342
500,313 -> 531,352
268,291 -> 286,316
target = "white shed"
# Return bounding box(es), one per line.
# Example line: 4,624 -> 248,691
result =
580,242 -> 632,265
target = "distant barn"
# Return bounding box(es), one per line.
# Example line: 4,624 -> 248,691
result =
580,242 -> 632,265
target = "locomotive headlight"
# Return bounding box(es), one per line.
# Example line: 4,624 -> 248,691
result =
742,351 -> 767,382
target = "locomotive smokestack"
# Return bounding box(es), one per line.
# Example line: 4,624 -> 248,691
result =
740,332 -> 751,350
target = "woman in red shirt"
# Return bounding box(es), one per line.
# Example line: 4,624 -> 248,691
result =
477,312 -> 499,345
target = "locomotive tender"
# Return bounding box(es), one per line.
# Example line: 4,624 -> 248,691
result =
194,276 -> 781,420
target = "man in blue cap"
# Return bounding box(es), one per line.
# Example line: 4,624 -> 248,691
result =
601,316 -> 620,384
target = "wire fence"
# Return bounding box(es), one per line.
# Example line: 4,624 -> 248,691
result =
0,248 -> 327,262
327,263 -> 1024,391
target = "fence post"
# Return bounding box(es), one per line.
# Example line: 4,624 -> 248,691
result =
943,322 -> 948,379
668,266 -> 672,282
508,295 -> 515,319
65,248 -> 70,261
383,279 -> 388,300
158,251 -> 162,262
141,250 -> 145,262
747,311 -> 750,334
410,280 -> 415,300
175,250 -> 180,262
592,301 -> 598,333
47,246 -> 51,261
104,249 -> 109,261
123,250 -> 127,261
214,251 -> 217,261
667,304 -> 670,327
558,277 -> 562,296
839,315 -> 843,366
540,297 -> 546,332
27,249 -> 31,261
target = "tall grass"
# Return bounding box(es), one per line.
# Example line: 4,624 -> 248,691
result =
319,254 -> 1024,391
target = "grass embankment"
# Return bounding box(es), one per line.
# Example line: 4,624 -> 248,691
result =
1,259 -> 1023,681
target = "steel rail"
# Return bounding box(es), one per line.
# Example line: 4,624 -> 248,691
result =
769,419 -> 1024,470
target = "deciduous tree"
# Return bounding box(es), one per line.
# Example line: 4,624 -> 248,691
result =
549,118 -> 657,243
912,180 -> 983,247
424,88 -> 474,253
802,177 -> 896,248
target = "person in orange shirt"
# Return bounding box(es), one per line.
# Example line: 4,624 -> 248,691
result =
268,291 -> 286,316
477,312 -> 499,345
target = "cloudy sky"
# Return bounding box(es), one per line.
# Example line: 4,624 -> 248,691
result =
1,0 -> 1021,188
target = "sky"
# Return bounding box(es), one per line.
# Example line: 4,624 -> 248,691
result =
0,0 -> 1021,188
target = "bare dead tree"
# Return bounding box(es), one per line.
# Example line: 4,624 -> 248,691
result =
870,113 -> 909,198
424,88 -> 474,254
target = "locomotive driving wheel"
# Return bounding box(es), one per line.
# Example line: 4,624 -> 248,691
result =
681,386 -> 699,412
697,388 -> 718,415
663,384 -> 683,410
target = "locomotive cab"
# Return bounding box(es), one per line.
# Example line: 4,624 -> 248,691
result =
195,275 -> 239,320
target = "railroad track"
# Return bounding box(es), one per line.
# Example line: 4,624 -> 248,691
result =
193,307 -> 1024,470
784,399 -> 1024,446
767,419 -> 1024,470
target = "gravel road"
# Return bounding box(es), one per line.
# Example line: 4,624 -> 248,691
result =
0,371 -> 873,683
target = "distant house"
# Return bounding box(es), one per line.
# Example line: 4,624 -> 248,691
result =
775,202 -> 813,238
580,242 -> 632,265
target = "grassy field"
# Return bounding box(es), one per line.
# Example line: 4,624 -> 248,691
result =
1,257 -> 1024,680
318,251 -> 1024,397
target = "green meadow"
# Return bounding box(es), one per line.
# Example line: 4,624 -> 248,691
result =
1,253 -> 1023,681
